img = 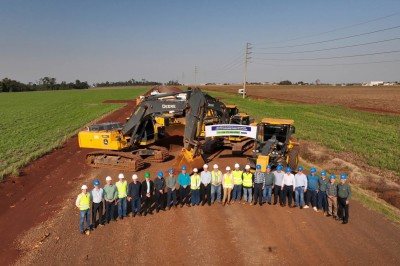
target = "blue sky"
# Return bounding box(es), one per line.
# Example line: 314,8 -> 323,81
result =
1,0 -> 399,84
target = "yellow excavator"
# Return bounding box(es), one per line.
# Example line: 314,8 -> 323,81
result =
78,88 -> 228,172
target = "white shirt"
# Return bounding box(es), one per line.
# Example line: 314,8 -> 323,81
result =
294,173 -> 308,188
146,180 -> 150,194
273,171 -> 285,186
282,173 -> 295,187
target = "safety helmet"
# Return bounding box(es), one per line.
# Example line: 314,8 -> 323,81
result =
245,165 -> 251,170
106,176 -> 112,181
181,166 -> 187,171
276,165 -> 282,171
321,171 -> 327,176
226,166 -> 231,171
298,166 -> 303,171
168,168 -> 174,174
132,174 -> 138,180
144,172 -> 150,178
266,165 -> 271,169
203,164 -> 208,169
118,173 -> 124,179
234,163 -> 240,168
213,164 -> 218,169
310,168 -> 317,173
193,168 -> 198,173
157,171 -> 164,178
340,174 -> 347,180
286,167 -> 291,173
81,185 -> 88,190
93,179 -> 100,186
330,174 -> 336,179
256,165 -> 261,170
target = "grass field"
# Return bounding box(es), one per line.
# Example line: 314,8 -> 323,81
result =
0,88 -> 147,180
205,90 -> 400,176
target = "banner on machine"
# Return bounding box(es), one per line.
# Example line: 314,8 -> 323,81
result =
205,124 -> 257,138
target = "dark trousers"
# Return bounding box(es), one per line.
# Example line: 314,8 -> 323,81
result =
282,185 -> 294,206
105,200 -> 115,223
200,183 -> 211,205
306,190 -> 317,207
131,198 -> 141,214
91,202 -> 103,227
274,185 -> 283,204
155,191 -> 164,211
338,197 -> 349,222
254,183 -> 263,204
317,191 -> 328,212
179,186 -> 190,205
167,188 -> 177,207
143,196 -> 152,214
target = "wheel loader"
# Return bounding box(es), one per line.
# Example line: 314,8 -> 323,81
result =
247,118 -> 300,170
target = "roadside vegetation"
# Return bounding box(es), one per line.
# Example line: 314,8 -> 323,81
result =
0,87 -> 147,180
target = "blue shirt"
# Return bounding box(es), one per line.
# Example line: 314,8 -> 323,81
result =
90,188 -> 103,203
307,174 -> 320,191
178,173 -> 191,186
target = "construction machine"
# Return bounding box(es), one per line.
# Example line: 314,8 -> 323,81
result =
78,88 -> 228,172
247,118 -> 300,170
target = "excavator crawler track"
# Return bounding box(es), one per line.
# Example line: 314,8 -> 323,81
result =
141,145 -> 170,163
86,151 -> 145,171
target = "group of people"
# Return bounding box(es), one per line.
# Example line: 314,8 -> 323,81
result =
76,163 -> 352,235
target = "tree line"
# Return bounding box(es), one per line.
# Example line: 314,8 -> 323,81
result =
1,77 -> 89,92
94,78 -> 162,87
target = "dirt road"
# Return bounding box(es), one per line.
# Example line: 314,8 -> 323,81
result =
1,87 -> 400,265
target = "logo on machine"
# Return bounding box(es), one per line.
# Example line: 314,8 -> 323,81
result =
208,103 -> 215,107
102,135 -> 109,138
162,104 -> 176,109
103,139 -> 108,145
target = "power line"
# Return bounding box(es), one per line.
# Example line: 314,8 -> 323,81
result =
256,25 -> 400,49
252,58 -> 400,67
253,50 -> 400,61
253,37 -> 400,55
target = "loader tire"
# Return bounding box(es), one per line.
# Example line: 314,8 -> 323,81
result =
288,146 -> 299,170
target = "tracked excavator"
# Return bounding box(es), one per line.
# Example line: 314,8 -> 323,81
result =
78,88 -> 228,172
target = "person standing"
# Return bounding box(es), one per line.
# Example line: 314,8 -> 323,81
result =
211,164 -> 223,204
231,163 -> 243,204
305,168 -> 319,211
273,165 -> 284,206
103,176 -> 118,223
253,165 -> 265,206
294,166 -> 307,209
191,168 -> 201,206
242,165 -> 253,205
263,165 -> 274,205
141,172 -> 154,216
338,174 -> 352,224
326,174 -> 338,219
76,185 -> 91,235
200,164 -> 212,206
178,166 -> 191,207
318,171 -> 329,215
222,166 -> 234,206
116,173 -> 128,219
281,167 -> 295,207
127,174 -> 142,217
90,180 -> 104,229
166,169 -> 177,209
154,171 -> 166,213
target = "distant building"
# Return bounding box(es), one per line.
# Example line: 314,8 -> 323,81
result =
362,81 -> 384,86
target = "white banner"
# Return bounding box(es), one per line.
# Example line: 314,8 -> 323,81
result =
205,124 -> 257,138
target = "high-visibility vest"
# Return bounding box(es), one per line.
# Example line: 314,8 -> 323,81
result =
232,170 -> 243,185
211,171 -> 222,185
191,174 -> 201,190
116,180 -> 127,198
79,192 -> 90,210
242,172 -> 253,188
223,173 -> 233,188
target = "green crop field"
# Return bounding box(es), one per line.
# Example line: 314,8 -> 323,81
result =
0,88 -> 147,180
206,90 -> 400,176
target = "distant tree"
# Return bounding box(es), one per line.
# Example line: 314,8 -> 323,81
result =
165,80 -> 180,86
278,80 -> 292,85
315,79 -> 321,85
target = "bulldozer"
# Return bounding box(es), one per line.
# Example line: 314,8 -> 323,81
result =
78,88 -> 228,172
247,118 -> 300,170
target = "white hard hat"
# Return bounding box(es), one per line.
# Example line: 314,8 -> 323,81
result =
132,174 -> 138,180
226,166 -> 231,171
193,168 -> 198,173
213,164 -> 218,169
118,173 -> 124,179
203,164 -> 208,168
245,165 -> 251,170
234,163 -> 240,168
81,185 -> 88,190
106,176 -> 112,181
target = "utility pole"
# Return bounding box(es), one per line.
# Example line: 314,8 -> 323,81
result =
182,72 -> 184,85
243,42 -> 252,99
194,66 -> 198,86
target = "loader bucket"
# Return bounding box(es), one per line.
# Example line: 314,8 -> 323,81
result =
173,148 -> 205,173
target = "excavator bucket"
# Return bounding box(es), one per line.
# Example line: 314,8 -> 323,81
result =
173,148 -> 205,173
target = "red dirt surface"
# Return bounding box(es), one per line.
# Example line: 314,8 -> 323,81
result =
202,85 -> 400,114
1,86 -> 400,265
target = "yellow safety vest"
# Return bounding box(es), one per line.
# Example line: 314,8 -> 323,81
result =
79,192 -> 90,210
224,173 -> 233,188
242,172 -> 253,188
232,170 -> 243,185
191,174 -> 201,190
116,180 -> 127,198
211,170 -> 222,185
